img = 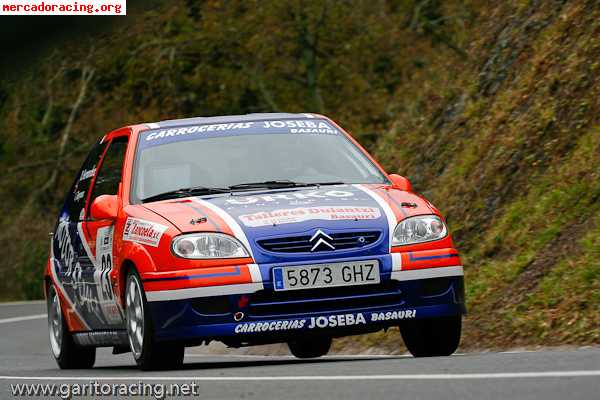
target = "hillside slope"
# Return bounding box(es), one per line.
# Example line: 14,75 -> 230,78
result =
1,0 -> 598,350
355,0 -> 600,350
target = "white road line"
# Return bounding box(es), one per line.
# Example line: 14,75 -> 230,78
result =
500,350 -> 537,354
185,354 -> 404,359
1,371 -> 599,381
0,314 -> 47,324
0,300 -> 44,306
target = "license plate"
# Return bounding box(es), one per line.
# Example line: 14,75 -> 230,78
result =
272,260 -> 380,291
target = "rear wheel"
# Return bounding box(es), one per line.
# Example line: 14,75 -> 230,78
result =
288,336 -> 332,359
125,269 -> 184,370
400,315 -> 461,357
47,284 -> 96,369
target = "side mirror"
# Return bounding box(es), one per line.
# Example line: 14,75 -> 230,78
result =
388,174 -> 412,192
90,195 -> 119,220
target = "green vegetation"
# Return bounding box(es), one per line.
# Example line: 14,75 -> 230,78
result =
1,0 -> 599,350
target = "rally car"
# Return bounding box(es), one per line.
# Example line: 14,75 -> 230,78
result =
45,113 -> 465,370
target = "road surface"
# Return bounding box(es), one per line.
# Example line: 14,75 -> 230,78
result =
1,301 -> 599,399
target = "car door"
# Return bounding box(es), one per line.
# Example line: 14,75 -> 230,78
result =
79,135 -> 130,329
53,139 -> 108,330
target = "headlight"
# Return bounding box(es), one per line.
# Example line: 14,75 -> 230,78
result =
172,233 -> 249,259
392,215 -> 447,246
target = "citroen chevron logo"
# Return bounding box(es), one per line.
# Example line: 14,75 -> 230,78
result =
309,229 -> 335,252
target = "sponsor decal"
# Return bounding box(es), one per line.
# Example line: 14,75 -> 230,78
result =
73,190 -> 85,202
227,189 -> 354,205
123,218 -> 168,247
370,309 -> 417,321
263,120 -> 338,134
239,206 -> 381,227
55,221 -> 103,320
140,119 -> 339,148
79,166 -> 96,181
94,226 -> 123,324
56,220 -> 76,275
73,331 -> 127,347
234,310 -> 417,334
53,219 -> 125,328
145,122 -> 253,141
235,319 -> 306,334
308,313 -> 366,329
289,199 -> 316,206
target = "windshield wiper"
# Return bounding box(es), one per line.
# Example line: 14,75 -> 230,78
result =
228,180 -> 345,190
228,180 -> 300,190
311,181 -> 345,186
143,181 -> 348,202
141,186 -> 230,203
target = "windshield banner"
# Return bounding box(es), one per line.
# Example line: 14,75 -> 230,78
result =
139,119 -> 340,149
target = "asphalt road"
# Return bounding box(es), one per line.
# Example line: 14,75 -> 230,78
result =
1,301 -> 599,400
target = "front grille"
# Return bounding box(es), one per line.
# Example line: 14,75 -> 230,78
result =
248,281 -> 403,317
257,231 -> 381,253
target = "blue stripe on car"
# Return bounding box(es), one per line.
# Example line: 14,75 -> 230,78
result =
408,253 -> 459,262
143,266 -> 242,282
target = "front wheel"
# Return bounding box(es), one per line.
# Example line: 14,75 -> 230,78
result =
400,315 -> 462,357
47,284 -> 96,369
125,269 -> 184,370
288,336 -> 332,359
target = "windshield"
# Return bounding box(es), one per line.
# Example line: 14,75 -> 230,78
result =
132,119 -> 388,202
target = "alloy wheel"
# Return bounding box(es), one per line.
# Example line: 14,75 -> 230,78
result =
48,286 -> 63,358
126,275 -> 145,359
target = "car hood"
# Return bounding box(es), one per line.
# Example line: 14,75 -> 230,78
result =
142,184 -> 433,263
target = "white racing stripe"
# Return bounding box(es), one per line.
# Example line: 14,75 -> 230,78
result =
391,253 -> 402,271
391,266 -> 463,281
0,314 -> 47,324
192,198 -> 257,262
1,371 -> 599,381
146,283 -> 263,302
353,184 -> 397,252
247,263 -> 262,283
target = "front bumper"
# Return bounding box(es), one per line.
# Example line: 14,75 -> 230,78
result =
142,249 -> 465,344
150,276 -> 465,344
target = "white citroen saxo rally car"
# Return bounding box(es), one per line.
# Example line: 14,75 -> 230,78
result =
45,113 -> 465,370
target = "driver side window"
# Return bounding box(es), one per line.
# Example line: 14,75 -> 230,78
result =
87,136 -> 129,214
63,140 -> 107,221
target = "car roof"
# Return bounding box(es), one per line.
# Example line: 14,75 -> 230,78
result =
146,112 -> 325,129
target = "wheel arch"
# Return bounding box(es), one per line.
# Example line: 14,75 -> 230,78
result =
43,275 -> 52,299
118,242 -> 157,306
119,259 -> 137,307
43,258 -> 53,300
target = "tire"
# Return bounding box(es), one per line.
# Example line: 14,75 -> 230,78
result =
47,284 -> 96,369
400,315 -> 462,357
125,269 -> 185,370
288,336 -> 332,359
